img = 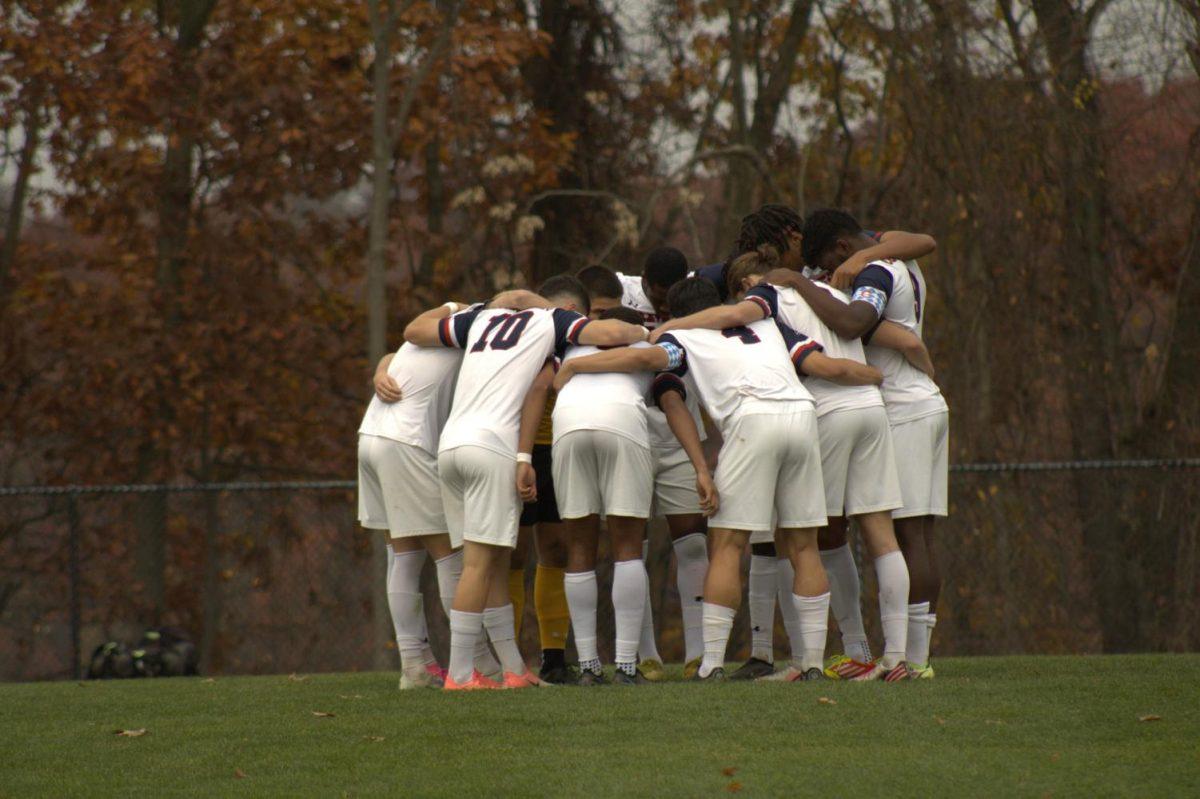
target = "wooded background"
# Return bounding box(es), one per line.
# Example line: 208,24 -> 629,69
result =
2,0 -> 1198,679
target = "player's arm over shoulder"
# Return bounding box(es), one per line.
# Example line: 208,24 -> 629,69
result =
404,301 -> 473,347
763,268 -> 880,340
575,317 -> 649,347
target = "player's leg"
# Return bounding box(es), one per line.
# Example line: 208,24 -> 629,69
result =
609,515 -> 650,683
818,517 -> 871,665
636,532 -> 663,676
774,526 -> 830,678
385,537 -> 432,687
731,539 -> 778,680
665,512 -> 708,677
533,520 -> 572,682
482,547 -> 542,687
854,511 -> 910,678
509,523 -> 530,639
699,526 -> 752,680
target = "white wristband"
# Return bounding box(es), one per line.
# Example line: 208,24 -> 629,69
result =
516,452 -> 533,464
442,301 -> 460,314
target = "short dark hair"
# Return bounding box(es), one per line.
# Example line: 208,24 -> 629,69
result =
599,305 -> 645,326
801,208 -> 862,267
733,204 -> 804,257
643,247 -> 689,289
667,277 -> 720,319
538,273 -> 591,315
575,264 -> 623,301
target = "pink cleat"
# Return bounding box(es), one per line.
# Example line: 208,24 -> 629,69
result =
503,669 -> 550,689
444,670 -> 504,691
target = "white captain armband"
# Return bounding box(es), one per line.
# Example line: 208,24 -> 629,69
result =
851,286 -> 887,318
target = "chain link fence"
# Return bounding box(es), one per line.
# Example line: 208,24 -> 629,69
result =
2,459 -> 1198,681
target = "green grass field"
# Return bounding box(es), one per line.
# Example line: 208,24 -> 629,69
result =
2,655 -> 1197,797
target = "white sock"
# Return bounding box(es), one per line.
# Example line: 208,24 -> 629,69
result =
793,592 -> 831,671
387,549 -> 427,672
926,612 -> 938,660
700,602 -> 735,677
565,570 -> 600,670
748,555 -> 777,662
434,550 -> 463,618
448,609 -> 483,685
821,543 -> 870,661
906,601 -> 931,666
483,604 -> 525,675
874,550 -> 910,667
672,533 -> 708,664
637,541 -> 660,662
614,559 -> 649,674
775,557 -> 802,666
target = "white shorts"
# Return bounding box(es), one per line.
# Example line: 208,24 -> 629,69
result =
818,406 -> 903,517
437,445 -> 522,548
710,407 -> 827,534
552,430 -> 653,519
889,411 -> 949,519
357,435 -> 447,538
650,445 -> 702,518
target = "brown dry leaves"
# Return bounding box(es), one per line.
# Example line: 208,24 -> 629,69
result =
311,711 -> 336,718
114,728 -> 147,737
818,696 -> 837,705
1138,714 -> 1163,722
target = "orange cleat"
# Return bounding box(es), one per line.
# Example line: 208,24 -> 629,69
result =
444,669 -> 504,691
502,670 -> 548,689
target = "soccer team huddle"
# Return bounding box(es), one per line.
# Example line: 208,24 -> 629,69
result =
357,205 -> 949,691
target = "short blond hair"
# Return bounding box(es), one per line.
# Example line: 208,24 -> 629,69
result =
726,244 -> 782,299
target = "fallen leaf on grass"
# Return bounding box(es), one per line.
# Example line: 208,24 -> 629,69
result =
721,767 -> 738,777
311,711 -> 336,718
288,673 -> 309,683
234,769 -> 247,779
1050,753 -> 1061,763
203,678 -> 217,684
986,719 -> 1005,726
364,736 -> 385,743
727,782 -> 743,793
338,694 -> 364,700
114,729 -> 147,737
817,696 -> 837,705
934,716 -> 947,726
1138,715 -> 1162,722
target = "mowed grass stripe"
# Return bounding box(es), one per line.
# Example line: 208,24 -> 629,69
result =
1,655 -> 1197,797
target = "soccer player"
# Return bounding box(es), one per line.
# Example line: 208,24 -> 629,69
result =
715,204 -> 937,679
525,304 -> 713,685
617,246 -> 690,329
558,278 -> 879,681
404,276 -> 647,691
775,208 -> 949,678
718,247 -> 922,681
577,264 -> 713,678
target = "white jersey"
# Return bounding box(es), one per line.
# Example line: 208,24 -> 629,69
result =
617,272 -> 663,329
655,318 -> 813,435
755,282 -> 884,418
851,259 -> 948,423
357,343 -> 463,455
554,342 -> 653,447
438,304 -> 590,457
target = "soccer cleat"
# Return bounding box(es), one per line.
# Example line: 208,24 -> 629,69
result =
577,668 -> 608,686
909,662 -> 935,680
693,667 -> 726,682
850,661 -> 910,682
638,658 -> 665,682
539,663 -> 579,685
426,662 -> 448,683
798,667 -> 827,681
824,654 -> 874,680
729,657 -> 775,681
443,670 -> 504,691
757,666 -> 803,683
613,669 -> 649,686
399,668 -> 443,690
682,657 -> 702,681
503,669 -> 549,689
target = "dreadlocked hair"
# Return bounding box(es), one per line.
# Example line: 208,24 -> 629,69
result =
733,204 -> 804,257
725,244 -> 782,299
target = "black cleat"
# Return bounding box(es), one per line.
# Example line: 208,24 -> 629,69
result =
613,669 -> 649,686
729,657 -> 775,681
577,668 -> 608,686
692,667 -> 726,682
539,663 -> 579,685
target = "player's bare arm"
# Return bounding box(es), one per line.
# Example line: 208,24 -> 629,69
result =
552,345 -> 666,391
489,289 -> 552,311
870,319 -> 935,377
515,361 -> 554,503
649,299 -> 763,343
575,318 -> 650,348
829,230 -> 937,291
800,351 -> 883,386
658,389 -> 719,517
373,352 -> 401,402
762,268 -> 879,340
403,302 -> 469,347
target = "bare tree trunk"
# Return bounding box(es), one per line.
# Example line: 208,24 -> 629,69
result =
1,104 -> 41,307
